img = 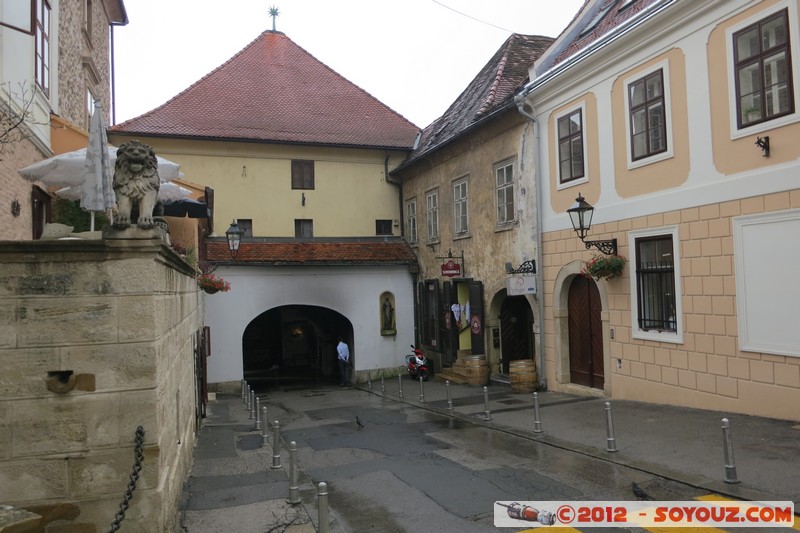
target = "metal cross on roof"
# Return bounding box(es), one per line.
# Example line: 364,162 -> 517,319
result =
269,6 -> 279,31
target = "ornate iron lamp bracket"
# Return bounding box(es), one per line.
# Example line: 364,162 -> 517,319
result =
583,238 -> 618,256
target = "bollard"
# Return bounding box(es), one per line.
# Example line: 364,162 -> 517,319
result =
532,392 -> 543,433
398,374 -> 404,399
419,376 -> 425,403
241,379 -> 246,400
483,386 -> 492,421
255,397 -> 261,430
287,441 -> 301,504
721,418 -> 739,484
271,420 -> 282,469
446,380 -> 453,411
261,406 -> 269,447
249,390 -> 256,419
368,376 -> 372,391
246,384 -> 252,409
381,376 -> 385,394
605,401 -> 618,452
318,482 -> 330,533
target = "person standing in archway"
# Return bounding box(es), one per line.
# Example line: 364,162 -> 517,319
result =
337,337 -> 350,387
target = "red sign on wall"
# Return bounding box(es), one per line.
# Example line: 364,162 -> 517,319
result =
441,260 -> 461,277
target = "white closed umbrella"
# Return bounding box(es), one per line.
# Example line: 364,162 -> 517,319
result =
81,99 -> 115,230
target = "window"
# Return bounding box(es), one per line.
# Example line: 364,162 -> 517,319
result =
495,161 -> 514,226
453,178 -> 469,235
291,160 -> 314,189
734,9 -> 794,128
294,219 -> 313,238
405,200 -> 417,244
628,69 -> 667,160
84,0 -> 92,40
376,219 -> 392,235
237,219 -> 253,237
426,190 -> 439,241
630,227 -> 683,343
557,109 -> 584,184
35,0 -> 51,95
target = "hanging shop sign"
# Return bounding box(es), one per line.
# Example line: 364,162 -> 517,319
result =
441,259 -> 461,277
507,275 -> 537,295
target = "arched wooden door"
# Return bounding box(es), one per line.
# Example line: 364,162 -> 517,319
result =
500,296 -> 534,374
567,276 -> 604,389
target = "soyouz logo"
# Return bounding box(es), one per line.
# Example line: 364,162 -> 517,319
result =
494,501 -> 794,528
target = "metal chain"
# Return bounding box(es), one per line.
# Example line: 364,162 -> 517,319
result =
107,426 -> 145,533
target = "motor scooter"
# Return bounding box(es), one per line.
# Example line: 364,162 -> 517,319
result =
405,345 -> 431,381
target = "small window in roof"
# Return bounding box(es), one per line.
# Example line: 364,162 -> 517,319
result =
619,0 -> 636,10
580,2 -> 615,36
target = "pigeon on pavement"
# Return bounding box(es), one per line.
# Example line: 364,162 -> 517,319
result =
356,416 -> 364,428
631,482 -> 653,500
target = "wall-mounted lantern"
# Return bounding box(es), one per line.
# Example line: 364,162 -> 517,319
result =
567,194 -> 618,256
225,220 -> 244,260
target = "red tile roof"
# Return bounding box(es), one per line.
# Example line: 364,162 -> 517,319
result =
398,33 -> 553,167
110,31 -> 419,149
206,239 -> 418,266
552,0 -> 659,67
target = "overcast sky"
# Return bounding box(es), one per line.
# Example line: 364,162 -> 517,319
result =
112,0 -> 585,129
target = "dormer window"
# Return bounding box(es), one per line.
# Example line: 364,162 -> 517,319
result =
580,2 -> 615,37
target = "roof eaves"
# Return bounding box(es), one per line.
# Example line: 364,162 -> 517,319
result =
519,0 -> 676,99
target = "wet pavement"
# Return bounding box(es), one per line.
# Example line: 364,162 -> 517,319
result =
175,379 -> 800,532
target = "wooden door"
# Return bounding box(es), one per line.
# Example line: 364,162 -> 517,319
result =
500,296 -> 533,374
567,276 -> 604,389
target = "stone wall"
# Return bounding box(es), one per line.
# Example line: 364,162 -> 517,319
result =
0,237 -> 202,532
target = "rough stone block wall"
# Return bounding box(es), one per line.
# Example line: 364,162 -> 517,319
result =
0,238 -> 202,532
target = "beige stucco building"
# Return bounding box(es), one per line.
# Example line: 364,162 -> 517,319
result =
517,0 -> 800,420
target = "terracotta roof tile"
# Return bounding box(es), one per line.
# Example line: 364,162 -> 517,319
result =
552,0 -> 659,66
402,33 -> 553,165
206,240 -> 418,265
110,31 -> 419,149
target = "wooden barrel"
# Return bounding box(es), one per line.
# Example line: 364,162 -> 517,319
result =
509,359 -> 537,393
464,355 -> 489,386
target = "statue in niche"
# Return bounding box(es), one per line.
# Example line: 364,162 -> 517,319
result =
380,293 -> 396,336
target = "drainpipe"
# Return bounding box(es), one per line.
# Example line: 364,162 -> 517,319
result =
515,95 -> 547,391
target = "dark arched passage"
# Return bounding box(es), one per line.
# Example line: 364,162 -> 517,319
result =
242,305 -> 353,390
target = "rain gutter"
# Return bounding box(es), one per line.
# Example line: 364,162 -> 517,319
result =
514,99 -> 547,390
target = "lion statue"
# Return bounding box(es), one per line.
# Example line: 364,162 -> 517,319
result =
112,140 -> 161,229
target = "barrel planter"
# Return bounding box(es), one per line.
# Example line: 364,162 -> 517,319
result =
464,355 -> 489,386
509,359 -> 537,393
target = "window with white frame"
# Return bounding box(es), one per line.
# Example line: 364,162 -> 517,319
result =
406,199 -> 417,244
426,189 -> 439,241
557,108 -> 585,185
629,227 -> 683,343
628,69 -> 667,160
453,177 -> 469,235
495,161 -> 515,226
733,8 -> 794,129
35,0 -> 51,96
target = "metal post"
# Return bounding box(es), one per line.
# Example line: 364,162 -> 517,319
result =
605,401 -> 618,452
318,482 -> 330,533
367,376 -> 372,391
446,380 -> 453,411
722,418 -> 739,484
483,386 -> 491,421
271,420 -> 282,469
241,379 -> 246,400
532,392 -> 543,433
255,397 -> 261,430
381,376 -> 385,393
246,384 -> 251,409
398,374 -> 404,399
261,406 -> 269,447
287,441 -> 301,504
419,376 -> 425,403
249,390 -> 255,419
